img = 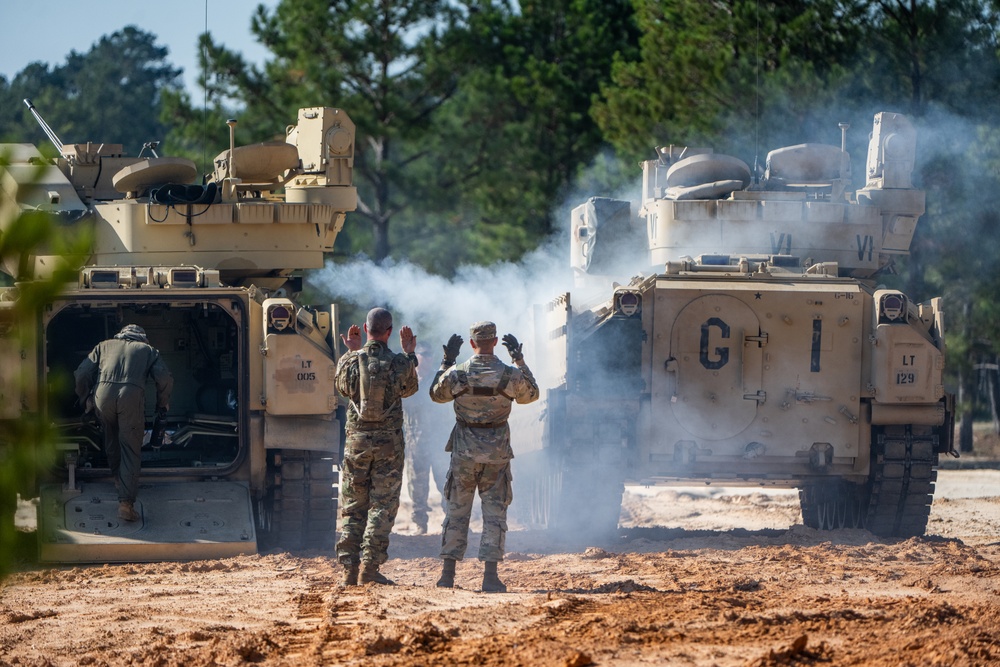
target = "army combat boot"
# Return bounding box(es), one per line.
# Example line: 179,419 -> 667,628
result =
482,561 -> 507,593
341,562 -> 359,587
436,558 -> 456,588
118,501 -> 139,522
360,562 -> 395,585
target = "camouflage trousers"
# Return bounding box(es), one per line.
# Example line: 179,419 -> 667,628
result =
337,429 -> 405,566
440,459 -> 512,562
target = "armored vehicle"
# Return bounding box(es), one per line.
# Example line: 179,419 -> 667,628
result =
535,112 -> 954,538
0,103 -> 356,562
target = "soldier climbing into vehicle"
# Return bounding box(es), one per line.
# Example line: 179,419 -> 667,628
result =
74,324 -> 173,522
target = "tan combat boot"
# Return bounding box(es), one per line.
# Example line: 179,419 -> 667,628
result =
360,562 -> 395,585
482,561 -> 506,593
342,562 -> 359,587
436,558 -> 456,588
117,501 -> 139,522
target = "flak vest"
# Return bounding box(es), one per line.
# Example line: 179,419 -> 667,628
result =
355,350 -> 395,423
453,360 -> 513,429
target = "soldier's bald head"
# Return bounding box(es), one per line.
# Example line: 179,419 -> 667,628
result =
366,308 -> 393,337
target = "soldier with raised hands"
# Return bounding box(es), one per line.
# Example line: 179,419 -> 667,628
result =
430,321 -> 539,593
335,307 -> 418,586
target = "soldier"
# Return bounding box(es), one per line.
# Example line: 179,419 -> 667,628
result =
403,342 -> 450,534
73,324 -> 173,522
430,321 -> 539,593
335,307 -> 418,586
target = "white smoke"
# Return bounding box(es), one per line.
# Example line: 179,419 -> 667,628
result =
309,234 -> 572,354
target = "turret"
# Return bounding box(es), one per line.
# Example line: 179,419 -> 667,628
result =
569,112 -> 924,285
0,105 -> 357,291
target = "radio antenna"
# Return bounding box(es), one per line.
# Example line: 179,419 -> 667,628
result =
23,99 -> 64,153
202,0 -> 209,172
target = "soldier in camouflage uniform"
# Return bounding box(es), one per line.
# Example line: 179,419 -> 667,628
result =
74,324 -> 173,522
335,307 -> 418,586
430,321 -> 539,593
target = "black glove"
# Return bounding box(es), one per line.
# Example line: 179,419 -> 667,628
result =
502,333 -> 523,362
158,408 -> 167,419
442,333 -> 463,366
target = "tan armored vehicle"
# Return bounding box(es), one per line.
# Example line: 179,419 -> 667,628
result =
535,112 -> 954,538
0,103 -> 356,562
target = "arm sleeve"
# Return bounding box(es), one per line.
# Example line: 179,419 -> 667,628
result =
429,368 -> 457,404
397,354 -> 419,398
512,361 -> 540,404
334,352 -> 359,400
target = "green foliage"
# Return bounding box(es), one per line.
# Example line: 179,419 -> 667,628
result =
0,27 -> 182,155
396,0 -> 639,271
0,143 -> 92,579
857,0 -> 1000,115
593,0 -> 865,163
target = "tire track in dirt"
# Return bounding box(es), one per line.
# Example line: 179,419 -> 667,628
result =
274,569 -> 367,664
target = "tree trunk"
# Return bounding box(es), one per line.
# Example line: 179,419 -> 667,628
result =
990,359 -> 1000,435
373,218 -> 390,264
957,301 -> 975,452
958,366 -> 975,453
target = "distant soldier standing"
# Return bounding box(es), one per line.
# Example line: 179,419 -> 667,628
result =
335,307 -> 418,586
431,322 -> 539,593
74,324 -> 173,522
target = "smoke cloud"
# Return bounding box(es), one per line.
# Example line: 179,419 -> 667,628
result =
309,235 -> 572,354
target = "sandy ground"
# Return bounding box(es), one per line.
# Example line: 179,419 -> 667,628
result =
3,449 -> 1000,666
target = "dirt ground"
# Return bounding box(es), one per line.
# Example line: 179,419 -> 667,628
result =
3,438 -> 1000,667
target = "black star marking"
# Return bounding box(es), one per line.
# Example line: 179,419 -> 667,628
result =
754,292 -> 762,300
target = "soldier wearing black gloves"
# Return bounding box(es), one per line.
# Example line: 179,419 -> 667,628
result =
429,322 -> 539,592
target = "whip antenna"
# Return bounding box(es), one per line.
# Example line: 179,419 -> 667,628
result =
23,99 -> 64,153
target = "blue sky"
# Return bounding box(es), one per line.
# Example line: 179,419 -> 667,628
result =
1,0 -> 277,95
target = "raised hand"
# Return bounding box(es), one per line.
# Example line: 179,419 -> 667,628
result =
443,333 -> 463,367
340,324 -> 362,351
399,325 -> 416,354
502,333 -> 523,362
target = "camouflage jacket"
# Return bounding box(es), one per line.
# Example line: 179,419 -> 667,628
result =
336,340 -> 418,432
74,338 -> 173,409
429,354 -> 539,463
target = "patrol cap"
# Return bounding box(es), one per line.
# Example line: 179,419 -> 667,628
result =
469,321 -> 497,341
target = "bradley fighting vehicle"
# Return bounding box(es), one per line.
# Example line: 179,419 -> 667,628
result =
0,103 -> 355,562
534,112 -> 955,538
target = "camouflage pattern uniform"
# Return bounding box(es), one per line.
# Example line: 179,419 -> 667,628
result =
430,325 -> 539,562
335,339 -> 418,568
74,324 -> 173,505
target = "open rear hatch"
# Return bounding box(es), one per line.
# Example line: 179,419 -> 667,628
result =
39,294 -> 253,563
